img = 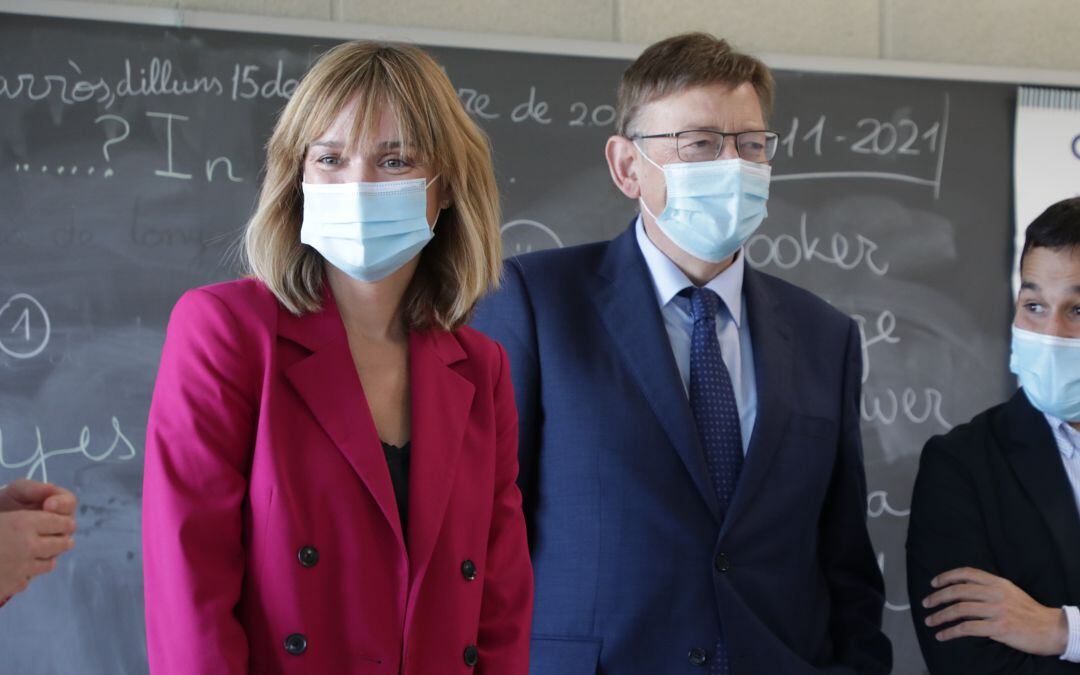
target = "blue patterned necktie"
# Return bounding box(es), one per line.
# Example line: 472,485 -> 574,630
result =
686,287 -> 744,513
684,286 -> 743,675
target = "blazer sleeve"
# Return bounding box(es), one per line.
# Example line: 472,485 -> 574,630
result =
907,435 -> 1080,674
819,318 -> 893,674
470,260 -> 542,548
476,342 -> 535,674
142,289 -> 259,674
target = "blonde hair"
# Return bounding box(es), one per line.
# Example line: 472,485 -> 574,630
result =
616,32 -> 775,137
243,41 -> 502,331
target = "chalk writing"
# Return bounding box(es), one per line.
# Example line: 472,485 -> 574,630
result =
147,111 -> 192,180
877,552 -> 912,612
510,86 -> 552,125
229,61 -> 297,101
745,213 -> 890,276
458,88 -> 500,120
0,417 -> 137,484
868,490 -> 910,518
568,102 -> 616,128
500,219 -> 564,256
862,387 -> 952,429
0,293 -> 50,360
854,310 -> 901,383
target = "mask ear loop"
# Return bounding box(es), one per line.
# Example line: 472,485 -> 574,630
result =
426,174 -> 443,232
633,141 -> 666,222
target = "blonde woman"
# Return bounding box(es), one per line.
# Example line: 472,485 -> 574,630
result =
142,42 -> 532,674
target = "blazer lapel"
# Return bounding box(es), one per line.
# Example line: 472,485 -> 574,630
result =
1001,391 -> 1080,598
280,287 -> 406,554
722,266 -> 794,535
406,329 -> 475,589
589,226 -> 722,522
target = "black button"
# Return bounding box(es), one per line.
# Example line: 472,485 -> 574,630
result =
463,644 -> 479,667
714,553 -> 731,572
297,546 -> 319,568
688,647 -> 709,666
461,559 -> 477,581
284,633 -> 307,655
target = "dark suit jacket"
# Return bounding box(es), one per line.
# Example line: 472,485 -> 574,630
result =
907,390 -> 1080,674
471,225 -> 891,675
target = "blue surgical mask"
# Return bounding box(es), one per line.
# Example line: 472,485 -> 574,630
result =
300,176 -> 439,283
1010,325 -> 1080,422
637,148 -> 771,263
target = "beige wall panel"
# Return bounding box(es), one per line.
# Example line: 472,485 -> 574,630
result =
336,0 -> 615,40
182,0 -> 333,19
887,0 -> 1080,70
57,0 -> 332,17
619,0 -> 880,57
59,0 -> 180,8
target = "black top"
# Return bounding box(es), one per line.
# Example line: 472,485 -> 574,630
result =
381,441 -> 411,539
907,390 -> 1080,674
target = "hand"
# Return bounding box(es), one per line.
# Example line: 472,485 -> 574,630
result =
923,566 -> 1068,657
0,509 -> 76,600
0,480 -> 78,516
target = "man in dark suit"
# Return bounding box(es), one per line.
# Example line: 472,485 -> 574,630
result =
472,33 -> 891,674
908,196 -> 1080,673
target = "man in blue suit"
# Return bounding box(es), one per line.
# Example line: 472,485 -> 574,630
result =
472,33 -> 891,674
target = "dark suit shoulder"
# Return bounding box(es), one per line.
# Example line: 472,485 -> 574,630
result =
749,268 -> 851,328
918,400 -> 1008,469
505,241 -> 610,280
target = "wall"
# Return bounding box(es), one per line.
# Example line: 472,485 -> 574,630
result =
37,0 -> 1080,72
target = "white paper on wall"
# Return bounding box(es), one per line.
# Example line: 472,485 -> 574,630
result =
1013,87 -> 1080,292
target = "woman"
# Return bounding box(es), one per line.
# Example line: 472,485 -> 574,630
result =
142,41 -> 532,674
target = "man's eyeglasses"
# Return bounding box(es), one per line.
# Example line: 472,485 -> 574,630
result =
631,129 -> 779,163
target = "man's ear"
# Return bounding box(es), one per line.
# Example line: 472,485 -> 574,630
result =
606,135 -> 642,200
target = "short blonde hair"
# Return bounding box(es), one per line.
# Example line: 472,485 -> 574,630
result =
616,32 -> 775,137
243,41 -> 502,331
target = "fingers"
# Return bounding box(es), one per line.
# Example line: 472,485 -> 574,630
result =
30,511 -> 77,536
28,558 -> 57,578
935,618 -> 995,642
931,566 -> 998,588
32,534 -> 75,560
926,601 -> 994,628
923,582 -> 997,609
42,489 -> 77,516
4,479 -> 55,508
0,481 -> 77,516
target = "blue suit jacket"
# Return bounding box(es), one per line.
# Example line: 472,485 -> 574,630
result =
471,224 -> 891,675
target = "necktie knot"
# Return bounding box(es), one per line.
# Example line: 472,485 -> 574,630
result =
685,287 -> 722,324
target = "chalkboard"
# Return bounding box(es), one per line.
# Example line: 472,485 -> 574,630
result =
0,9 -> 1020,674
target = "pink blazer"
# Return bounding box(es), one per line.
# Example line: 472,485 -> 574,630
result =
142,279 -> 533,674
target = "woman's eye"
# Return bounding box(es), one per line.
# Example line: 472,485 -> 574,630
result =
382,156 -> 412,170
1023,302 -> 1044,313
315,155 -> 340,166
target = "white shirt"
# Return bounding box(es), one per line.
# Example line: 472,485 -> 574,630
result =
634,217 -> 757,452
1044,413 -> 1080,663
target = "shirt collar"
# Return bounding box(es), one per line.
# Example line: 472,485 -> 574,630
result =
1044,412 -> 1080,459
634,216 -> 745,326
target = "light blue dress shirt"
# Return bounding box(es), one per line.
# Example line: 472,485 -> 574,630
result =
1044,413 -> 1080,663
635,217 -> 757,453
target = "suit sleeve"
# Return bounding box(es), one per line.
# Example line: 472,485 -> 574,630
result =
907,436 -> 1080,674
476,342 -> 535,674
142,289 -> 258,674
819,318 -> 893,674
470,260 -> 542,549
